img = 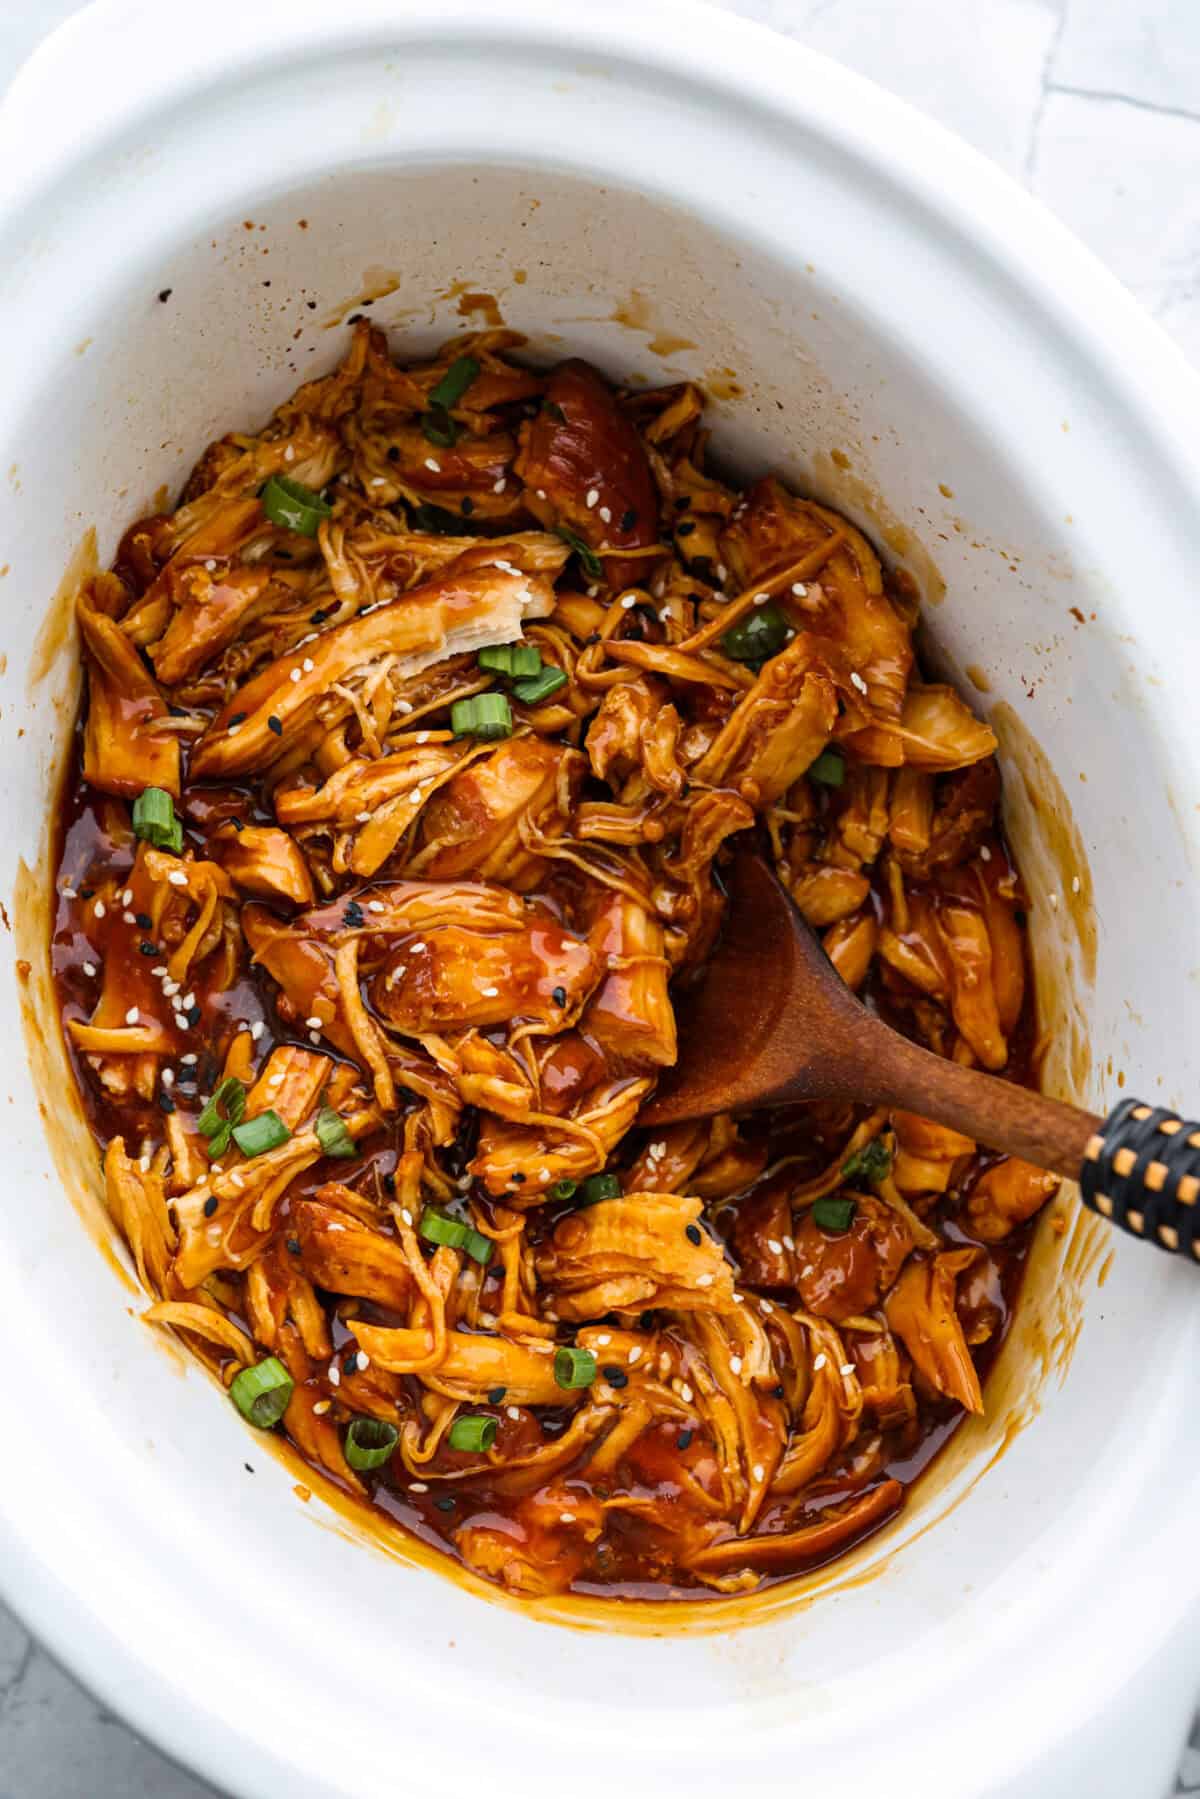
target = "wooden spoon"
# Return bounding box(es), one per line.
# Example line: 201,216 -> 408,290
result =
642,848 -> 1200,1258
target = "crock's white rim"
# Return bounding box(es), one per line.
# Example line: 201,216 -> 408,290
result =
2,4 -> 1200,1797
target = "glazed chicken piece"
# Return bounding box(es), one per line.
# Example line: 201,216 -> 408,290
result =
840,682 -> 998,771
964,1157 -> 1060,1243
411,736 -> 584,888
579,887 -> 676,1069
793,1195 -> 913,1324
884,1249 -> 984,1413
691,634 -> 839,805
211,823 -> 314,906
77,578 -> 180,798
290,1194 -> 414,1310
536,1192 -> 735,1318
191,567 -> 556,778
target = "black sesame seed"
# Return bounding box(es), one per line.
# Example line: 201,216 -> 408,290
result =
639,1311 -> 655,1331
158,288 -> 172,303
138,941 -> 157,956
286,1237 -> 301,1255
309,608 -> 328,624
343,1352 -> 358,1376
244,1463 -> 254,1474
1014,908 -> 1027,928
551,985 -> 567,1008
678,1429 -> 694,1450
676,520 -> 696,537
135,912 -> 153,929
620,508 -> 637,533
229,712 -> 247,726
685,1223 -> 702,1246
343,901 -> 364,928
510,1172 -> 526,1185
267,715 -> 283,737
187,1004 -> 202,1026
382,1172 -> 396,1194
168,703 -> 187,718
157,1091 -> 175,1114
386,446 -> 400,463
80,887 -> 94,900
674,495 -> 690,510
602,1366 -> 628,1388
203,1195 -> 218,1217
460,496 -> 474,516
487,1386 -> 506,1404
230,817 -> 245,833
772,1384 -> 785,1400
434,1495 -> 456,1512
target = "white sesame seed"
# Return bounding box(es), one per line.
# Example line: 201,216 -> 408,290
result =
409,1480 -> 428,1492
783,1234 -> 795,1252
308,1030 -> 321,1045
227,721 -> 241,735
586,488 -> 599,508
396,699 -> 413,714
410,789 -> 424,806
163,979 -> 179,997
767,1238 -> 783,1254
649,1141 -> 666,1159
401,1207 -> 414,1226
760,1299 -> 772,1315
695,1272 -> 713,1287
61,885 -> 77,900
312,1399 -> 331,1415
1072,875 -> 1081,893
1048,891 -> 1059,909
729,1355 -> 743,1375
182,992 -> 195,1009
83,961 -> 96,977
752,1463 -> 764,1482
228,1171 -> 244,1192
620,595 -> 636,609
290,667 -> 302,683
840,1362 -> 856,1376
250,1020 -> 264,1041
205,556 -> 219,569
813,1353 -> 827,1372
328,1365 -> 340,1387
167,870 -> 188,887
716,563 -> 727,581
416,730 -> 430,744
628,1345 -> 643,1364
122,888 -> 133,906
850,671 -> 869,695
979,845 -> 992,862
480,985 -> 499,997
598,506 -> 612,524
733,1292 -> 744,1303
425,457 -> 441,472
268,1071 -> 284,1086
124,1006 -> 139,1025
753,592 -> 770,606
122,910 -> 135,924
792,582 -> 807,596
367,899 -> 385,913
306,1015 -> 323,1029
181,1053 -> 197,1065
587,584 -> 599,598
560,1510 -> 576,1523
410,940 -> 426,953
162,1068 -> 175,1088
152,964 -> 166,977
536,488 -> 547,500
506,1405 -> 520,1421
680,1382 -> 693,1403
357,1352 -> 370,1371
302,657 -> 314,673
370,477 -> 386,487
175,1013 -> 189,1030
93,899 -> 106,918
493,477 -> 506,494
594,1333 -> 612,1347
139,1153 -> 151,1172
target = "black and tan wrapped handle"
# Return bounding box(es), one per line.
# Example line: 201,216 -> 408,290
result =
1077,1098 -> 1200,1258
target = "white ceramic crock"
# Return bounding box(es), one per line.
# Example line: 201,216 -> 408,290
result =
2,3 -> 1200,1795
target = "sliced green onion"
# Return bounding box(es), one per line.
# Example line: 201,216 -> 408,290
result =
451,693 -> 513,740
513,666 -> 568,707
429,355 -> 481,410
554,1346 -> 597,1390
260,474 -> 332,537
345,1417 -> 399,1472
421,404 -> 461,448
579,1172 -> 621,1206
418,1206 -> 471,1250
551,1179 -> 578,1202
197,1077 -> 246,1163
315,1106 -> 358,1159
462,1228 -> 493,1266
478,643 -> 542,679
131,786 -> 183,854
230,1355 -> 294,1429
231,1109 -> 290,1158
841,1137 -> 892,1185
812,1195 -> 857,1234
554,526 -> 603,580
721,601 -> 788,664
809,748 -> 846,787
448,1413 -> 498,1452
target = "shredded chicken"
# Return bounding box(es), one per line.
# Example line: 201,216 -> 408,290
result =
53,323 -> 1056,1604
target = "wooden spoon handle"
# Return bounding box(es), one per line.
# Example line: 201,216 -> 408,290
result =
861,1030 -> 1200,1257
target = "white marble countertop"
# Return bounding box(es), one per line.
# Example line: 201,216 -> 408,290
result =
2,1 -> 1200,1794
